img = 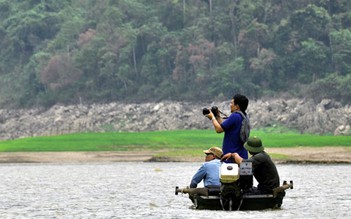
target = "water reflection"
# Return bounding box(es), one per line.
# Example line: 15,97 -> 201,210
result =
0,163 -> 350,218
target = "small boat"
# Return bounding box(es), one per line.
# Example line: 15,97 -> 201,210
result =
175,162 -> 293,211
175,180 -> 293,210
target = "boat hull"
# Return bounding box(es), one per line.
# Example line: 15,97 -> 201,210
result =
189,191 -> 285,210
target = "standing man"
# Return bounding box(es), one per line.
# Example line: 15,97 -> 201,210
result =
205,94 -> 249,159
190,147 -> 223,188
221,136 -> 280,194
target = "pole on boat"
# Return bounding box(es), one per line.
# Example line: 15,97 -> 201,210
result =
175,186 -> 179,195
175,186 -> 209,196
273,180 -> 293,197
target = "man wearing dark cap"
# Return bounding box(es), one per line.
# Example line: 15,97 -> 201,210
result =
221,136 -> 280,194
190,147 -> 223,188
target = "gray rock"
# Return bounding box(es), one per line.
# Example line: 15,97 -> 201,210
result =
0,98 -> 350,140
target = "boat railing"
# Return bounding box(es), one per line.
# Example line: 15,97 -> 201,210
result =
175,180 -> 293,198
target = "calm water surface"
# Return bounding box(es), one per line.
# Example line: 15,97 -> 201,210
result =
0,162 -> 350,219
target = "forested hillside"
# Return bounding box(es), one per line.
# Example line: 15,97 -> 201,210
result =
1,0 -> 351,107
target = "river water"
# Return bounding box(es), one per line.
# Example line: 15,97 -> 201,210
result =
0,162 -> 350,219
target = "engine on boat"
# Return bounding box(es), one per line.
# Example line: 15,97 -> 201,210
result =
220,163 -> 239,183
219,161 -> 254,210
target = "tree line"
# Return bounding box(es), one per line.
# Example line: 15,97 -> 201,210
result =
1,0 -> 351,108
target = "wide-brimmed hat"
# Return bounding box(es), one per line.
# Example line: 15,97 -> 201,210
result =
203,147 -> 223,158
244,136 -> 264,153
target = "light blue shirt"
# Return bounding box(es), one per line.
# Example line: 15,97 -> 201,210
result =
190,159 -> 221,188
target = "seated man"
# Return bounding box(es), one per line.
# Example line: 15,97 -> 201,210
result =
221,136 -> 280,194
190,147 -> 223,189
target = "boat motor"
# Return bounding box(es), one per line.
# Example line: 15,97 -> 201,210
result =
219,163 -> 241,210
220,163 -> 239,183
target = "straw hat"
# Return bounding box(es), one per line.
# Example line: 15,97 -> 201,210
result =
203,147 -> 223,158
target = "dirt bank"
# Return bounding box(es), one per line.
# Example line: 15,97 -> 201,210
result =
0,151 -> 154,163
265,147 -> 351,164
0,147 -> 350,164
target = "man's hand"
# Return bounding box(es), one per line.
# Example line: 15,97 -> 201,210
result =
207,110 -> 224,133
221,153 -> 232,161
232,153 -> 243,164
205,111 -> 215,120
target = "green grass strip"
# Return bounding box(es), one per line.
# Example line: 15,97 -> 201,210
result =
0,129 -> 350,152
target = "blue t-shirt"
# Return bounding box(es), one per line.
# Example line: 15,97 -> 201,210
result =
190,159 -> 221,188
220,112 -> 248,159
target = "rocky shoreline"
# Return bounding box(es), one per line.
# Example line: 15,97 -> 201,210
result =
0,98 -> 350,140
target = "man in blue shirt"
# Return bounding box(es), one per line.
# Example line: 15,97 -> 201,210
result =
205,94 -> 249,159
190,147 -> 223,188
